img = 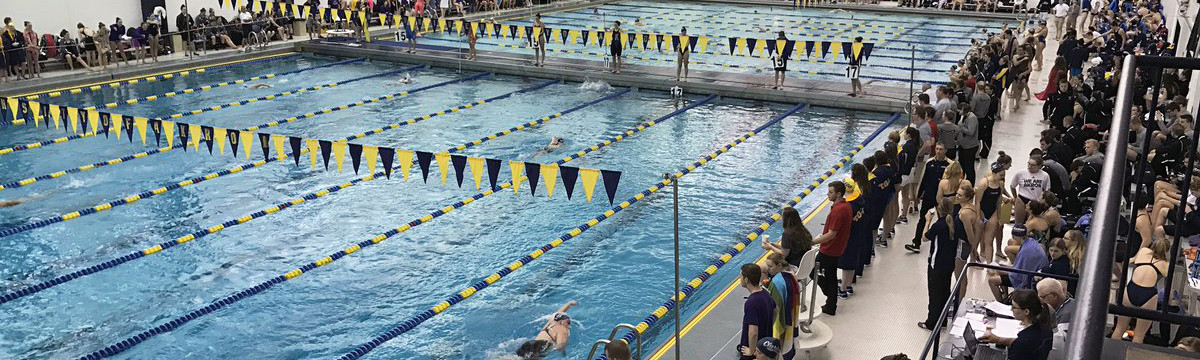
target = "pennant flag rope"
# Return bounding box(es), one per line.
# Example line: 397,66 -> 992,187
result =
0,79 -> 554,238
12,52 -> 300,103
74,94 -> 717,360
337,102 -> 808,360
0,67 -> 488,191
596,113 -> 901,360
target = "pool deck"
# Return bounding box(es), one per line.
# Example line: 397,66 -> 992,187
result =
697,0 -> 1026,21
300,38 -> 910,112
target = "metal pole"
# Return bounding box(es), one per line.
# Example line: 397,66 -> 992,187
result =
1116,65 -> 1163,305
1065,55 -> 1137,360
909,45 -> 916,120
671,172 -> 682,360
1162,98 -> 1200,317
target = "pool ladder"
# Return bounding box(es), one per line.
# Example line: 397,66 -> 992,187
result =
584,323 -> 642,360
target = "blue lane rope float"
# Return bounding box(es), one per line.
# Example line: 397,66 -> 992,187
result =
15,52 -> 302,101
0,75 -> 552,239
594,112 -> 904,360
338,101 -> 809,360
0,64 -> 422,154
74,94 -> 716,360
0,87 -> 631,305
0,58 -> 368,150
0,67 -> 476,191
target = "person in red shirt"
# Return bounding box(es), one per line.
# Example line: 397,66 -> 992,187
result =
813,181 -> 852,315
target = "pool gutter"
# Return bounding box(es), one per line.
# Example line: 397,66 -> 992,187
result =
299,40 -> 907,113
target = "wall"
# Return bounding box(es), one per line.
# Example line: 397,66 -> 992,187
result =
0,0 -> 244,38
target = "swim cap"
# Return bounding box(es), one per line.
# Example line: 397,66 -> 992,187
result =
1011,224 -> 1028,238
843,178 -> 862,202
991,161 -> 1006,172
757,337 -> 781,358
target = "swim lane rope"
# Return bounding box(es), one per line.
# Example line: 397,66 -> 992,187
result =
15,52 -> 301,101
337,101 -> 808,360
0,87 -> 632,305
75,94 -> 715,360
594,112 -> 903,360
0,73 -> 548,238
0,65 -> 444,191
0,64 -> 420,155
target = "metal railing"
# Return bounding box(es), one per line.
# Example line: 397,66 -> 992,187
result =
917,262 -> 1078,359
1068,54 -> 1200,360
585,323 -> 643,360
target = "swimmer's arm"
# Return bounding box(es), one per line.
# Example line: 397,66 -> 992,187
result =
0,199 -> 25,207
556,300 -> 578,314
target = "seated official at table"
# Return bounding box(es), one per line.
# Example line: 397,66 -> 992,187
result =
980,289 -> 1053,360
1036,278 -> 1074,326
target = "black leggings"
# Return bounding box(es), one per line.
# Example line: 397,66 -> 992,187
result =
912,198 -> 937,246
926,265 -> 954,326
816,253 -> 840,310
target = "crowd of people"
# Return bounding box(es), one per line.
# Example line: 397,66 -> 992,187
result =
739,0 -> 1198,358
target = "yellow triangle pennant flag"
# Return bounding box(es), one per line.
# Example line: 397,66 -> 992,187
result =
135,117 -> 149,145
307,139 -> 320,167
634,33 -> 644,50
699,36 -> 710,53
648,33 -> 657,51
589,30 -> 600,45
112,114 -> 123,139
510,160 -> 526,194
397,149 -> 414,181
569,29 -> 579,44
500,24 -> 510,39
87,109 -> 100,135
423,17 -> 432,33
620,32 -> 628,48
28,101 -> 40,127
67,108 -> 79,133
271,134 -> 287,160
163,120 -> 176,148
468,156 -> 485,189
241,130 -> 254,158
541,163 -> 559,198
49,104 -> 60,129
213,127 -> 226,154
457,20 -> 465,35
550,28 -> 561,43
776,39 -> 787,56
189,124 -> 202,150
6,98 -> 18,122
364,145 -> 379,175
436,151 -> 451,185
753,38 -> 765,57
437,19 -> 447,33
852,41 -> 864,61
736,37 -> 747,56
333,141 -> 347,172
604,30 -> 613,46
830,42 -> 842,61
378,14 -> 388,27
580,168 -> 600,202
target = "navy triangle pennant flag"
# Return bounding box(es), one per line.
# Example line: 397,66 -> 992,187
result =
560,28 -> 569,43
862,43 -> 874,62
765,40 -> 777,57
492,23 -> 501,37
319,140 -> 333,169
842,42 -> 853,61
218,0 -> 224,8
508,25 -> 518,39
201,126 -> 215,154
746,38 -> 758,55
525,162 -> 541,196
820,41 -> 831,58
123,115 -> 135,142
672,35 -> 682,52
77,108 -> 89,132
379,147 -> 396,179
349,143 -> 364,174
688,36 -> 699,52
451,154 -> 468,188
290,136 -> 304,165
581,30 -> 590,46
99,112 -> 113,137
59,106 -> 70,131
231,0 -> 238,9
151,119 -> 163,146
258,133 -> 271,160
17,100 -> 31,125
0,97 -> 9,123
560,165 -> 580,200
783,40 -> 796,59
805,41 -> 815,57
178,123 -> 191,150
227,129 -> 240,155
728,38 -> 736,55
415,151 -> 433,183
486,158 -> 502,190
38,102 -> 50,126
601,170 -> 622,205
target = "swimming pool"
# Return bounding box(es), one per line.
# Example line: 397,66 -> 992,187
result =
417,0 -> 1007,85
0,53 -> 893,359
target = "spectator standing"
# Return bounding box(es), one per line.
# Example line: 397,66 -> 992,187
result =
675,27 -> 689,81
1052,0 -> 1070,38
1011,156 -> 1051,224
771,31 -> 789,90
918,197 -> 964,330
813,181 -> 852,315
957,103 -> 980,182
737,263 -> 775,360
109,18 -> 129,65
3,18 -> 27,79
177,4 -> 198,56
907,142 -> 951,253
22,21 -> 38,78
976,153 -> 1012,262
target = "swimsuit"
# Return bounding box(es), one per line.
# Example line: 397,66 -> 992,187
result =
515,339 -> 554,360
1127,262 -> 1164,307
980,183 -> 1002,219
610,30 -> 622,58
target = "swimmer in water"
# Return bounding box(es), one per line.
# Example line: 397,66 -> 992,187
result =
634,18 -> 645,27
0,198 -> 28,207
515,300 -> 578,360
396,73 -> 413,85
245,83 -> 273,89
534,136 -> 564,156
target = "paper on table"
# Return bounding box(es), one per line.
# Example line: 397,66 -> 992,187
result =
992,318 -> 1025,338
985,301 -> 1014,317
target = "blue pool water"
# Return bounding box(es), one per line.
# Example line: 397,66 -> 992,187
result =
417,0 -> 1005,85
0,53 -> 893,359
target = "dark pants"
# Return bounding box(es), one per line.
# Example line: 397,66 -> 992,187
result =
960,145 -> 979,184
925,265 -> 954,326
911,198 -> 937,246
979,118 -> 995,158
817,253 -> 840,310
946,147 -> 958,161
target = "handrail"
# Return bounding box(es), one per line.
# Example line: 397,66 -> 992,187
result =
586,323 -> 643,360
918,262 -> 1078,360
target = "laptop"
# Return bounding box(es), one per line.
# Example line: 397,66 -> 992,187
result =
963,323 -> 1007,360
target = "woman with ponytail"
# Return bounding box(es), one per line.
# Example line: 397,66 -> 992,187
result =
918,197 -> 965,330
981,289 -> 1053,360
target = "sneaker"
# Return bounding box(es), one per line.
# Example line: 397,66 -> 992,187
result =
838,290 -> 850,299
846,287 -> 855,295
904,244 -> 921,253
821,305 -> 837,316
917,321 -> 933,331
897,215 -> 908,224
